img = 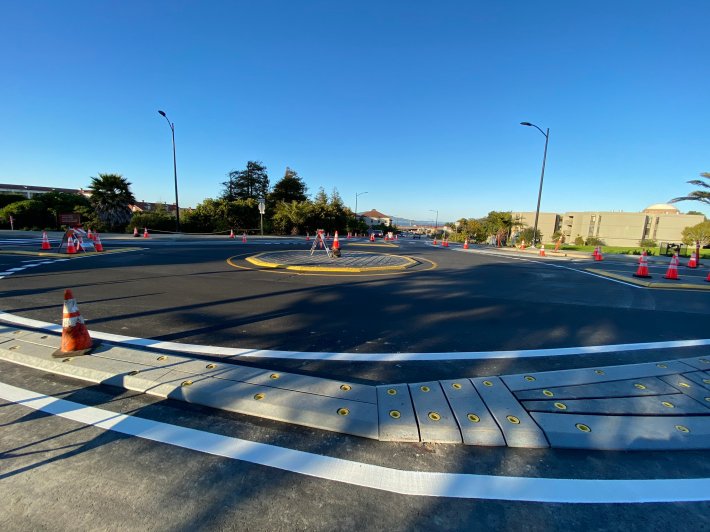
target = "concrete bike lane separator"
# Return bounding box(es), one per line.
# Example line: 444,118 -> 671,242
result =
440,378 -> 505,446
3,381 -> 710,503
408,381 -> 462,443
470,376 -> 549,448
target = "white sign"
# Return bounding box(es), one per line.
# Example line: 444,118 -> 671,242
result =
258,199 -> 266,215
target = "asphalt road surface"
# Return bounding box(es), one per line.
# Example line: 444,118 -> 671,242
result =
1,234 -> 709,531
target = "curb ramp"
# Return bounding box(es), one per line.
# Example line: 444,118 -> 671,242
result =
1,325 -> 709,451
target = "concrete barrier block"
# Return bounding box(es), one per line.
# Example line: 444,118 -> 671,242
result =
162,372 -> 379,439
681,371 -> 710,391
377,384 -> 420,442
678,357 -> 710,371
237,370 -> 376,404
408,382 -> 462,443
470,377 -> 548,448
659,375 -> 710,409
8,330 -> 61,349
532,412 -> 710,450
502,360 -> 693,391
440,379 -> 505,446
514,377 -> 679,401
523,393 -> 709,415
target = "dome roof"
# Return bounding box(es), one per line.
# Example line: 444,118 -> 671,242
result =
643,203 -> 679,213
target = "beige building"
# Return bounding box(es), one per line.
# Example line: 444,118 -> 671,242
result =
512,204 -> 704,246
562,204 -> 703,246
511,212 -> 561,243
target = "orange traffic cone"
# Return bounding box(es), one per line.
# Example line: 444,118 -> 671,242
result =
306,232 -> 310,241
443,238 -> 449,247
143,228 -> 149,238
66,237 -> 77,254
332,231 -> 340,250
433,237 -> 438,245
41,231 -> 51,250
539,244 -> 546,257
463,238 -> 469,250
705,270 -> 710,282
133,227 -> 139,237
633,252 -> 651,278
688,252 -> 697,268
592,246 -> 599,258
242,232 -> 247,243
229,229 -> 235,239
520,240 -> 526,250
370,233 -> 375,242
94,232 -> 104,252
664,255 -> 680,280
595,247 -> 603,261
52,289 -> 96,358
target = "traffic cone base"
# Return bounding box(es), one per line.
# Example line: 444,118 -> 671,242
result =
663,255 -> 680,280
52,289 -> 99,358
94,233 -> 104,252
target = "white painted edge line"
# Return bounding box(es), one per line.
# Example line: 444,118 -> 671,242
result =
1,381 -> 707,503
2,311 -> 710,362
453,247 -> 643,288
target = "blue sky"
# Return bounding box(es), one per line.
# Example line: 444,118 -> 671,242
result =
1,1 -> 708,223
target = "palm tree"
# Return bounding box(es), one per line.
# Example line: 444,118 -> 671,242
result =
670,172 -> 709,206
88,173 -> 136,231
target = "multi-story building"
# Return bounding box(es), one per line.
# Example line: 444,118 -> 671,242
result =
561,204 -> 703,246
511,212 -> 561,242
512,205 -> 704,246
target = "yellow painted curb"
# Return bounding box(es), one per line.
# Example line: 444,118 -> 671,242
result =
245,251 -> 417,273
586,268 -> 710,291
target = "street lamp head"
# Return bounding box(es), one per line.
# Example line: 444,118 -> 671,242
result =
158,110 -> 166,117
520,122 -> 532,126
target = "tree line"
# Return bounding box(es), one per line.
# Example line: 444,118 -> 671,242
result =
0,162 -> 371,235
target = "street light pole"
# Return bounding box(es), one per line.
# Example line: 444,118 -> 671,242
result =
158,110 -> 181,232
355,191 -> 368,215
429,209 -> 438,234
520,122 -> 549,247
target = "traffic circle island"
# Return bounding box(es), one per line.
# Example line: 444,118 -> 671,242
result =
234,249 -> 428,273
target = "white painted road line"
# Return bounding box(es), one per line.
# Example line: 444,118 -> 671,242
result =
452,247 -> 643,288
1,312 -> 708,362
1,381 -> 707,503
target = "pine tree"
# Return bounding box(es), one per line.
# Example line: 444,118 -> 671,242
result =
223,161 -> 270,201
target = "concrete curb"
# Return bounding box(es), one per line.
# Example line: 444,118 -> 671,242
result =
2,325 -> 708,451
586,268 -> 710,291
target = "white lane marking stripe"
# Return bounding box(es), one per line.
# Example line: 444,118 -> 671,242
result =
453,248 -> 642,288
1,312 -> 709,362
1,382 -> 707,503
